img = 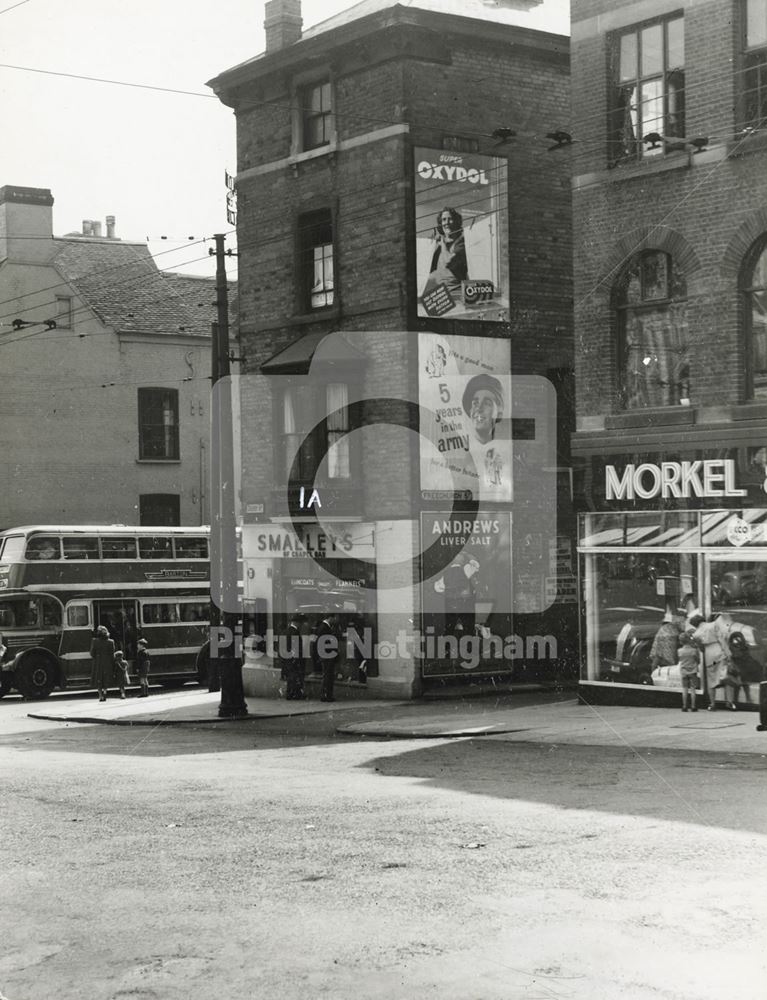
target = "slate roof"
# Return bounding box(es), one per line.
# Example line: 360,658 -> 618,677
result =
52,237 -> 218,337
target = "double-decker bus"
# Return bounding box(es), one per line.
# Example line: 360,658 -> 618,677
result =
0,525 -> 211,698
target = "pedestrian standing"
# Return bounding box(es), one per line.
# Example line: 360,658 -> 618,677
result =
113,649 -> 130,699
136,637 -> 150,697
678,635 -> 699,712
284,615 -> 305,700
90,625 -> 115,702
314,613 -> 339,703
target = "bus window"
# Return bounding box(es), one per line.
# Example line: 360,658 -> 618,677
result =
173,536 -> 208,559
41,597 -> 61,627
179,601 -> 210,622
101,537 -> 137,560
67,604 -> 90,627
62,536 -> 100,560
25,536 -> 62,561
0,603 -> 17,628
138,536 -> 173,560
0,535 -> 25,562
142,602 -> 179,624
18,601 -> 40,627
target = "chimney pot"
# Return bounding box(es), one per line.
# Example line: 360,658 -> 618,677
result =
264,0 -> 302,52
106,215 -> 116,239
82,219 -> 92,236
92,220 -> 103,237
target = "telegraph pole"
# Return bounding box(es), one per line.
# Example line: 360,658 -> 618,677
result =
210,232 -> 248,718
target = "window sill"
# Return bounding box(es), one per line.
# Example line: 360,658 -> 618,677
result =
288,142 -> 337,168
136,458 -> 181,464
727,129 -> 767,159
288,307 -> 340,326
575,151 -> 689,190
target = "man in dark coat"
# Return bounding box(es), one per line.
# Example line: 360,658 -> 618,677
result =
284,614 -> 306,700
90,625 -> 115,702
314,613 -> 339,703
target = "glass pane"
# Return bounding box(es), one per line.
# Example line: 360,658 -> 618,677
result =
666,16 -> 684,68
67,605 -> 90,627
641,23 -> 663,76
709,558 -> 767,703
138,536 -> 173,559
25,535 -> 61,561
179,601 -> 209,622
173,537 -> 208,559
622,302 -> 691,408
101,538 -> 137,559
641,252 -> 669,300
41,598 -> 61,627
581,511 -> 699,548
666,70 -> 685,137
619,32 -> 637,81
752,289 -> 767,395
747,0 -> 767,47
751,245 -> 767,289
639,79 -> 664,149
586,551 -> 698,686
0,535 -> 25,562
62,536 -> 99,560
321,82 -> 331,110
142,602 -> 179,624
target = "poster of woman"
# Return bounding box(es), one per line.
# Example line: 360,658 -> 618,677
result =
414,147 -> 509,322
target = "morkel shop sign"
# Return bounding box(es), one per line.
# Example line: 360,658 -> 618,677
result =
606,459 -> 747,501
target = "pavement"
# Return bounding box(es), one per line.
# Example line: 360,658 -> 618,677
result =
25,685 -> 767,755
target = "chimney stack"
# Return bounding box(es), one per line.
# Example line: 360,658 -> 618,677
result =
0,186 -> 54,263
264,0 -> 302,52
106,215 -> 116,239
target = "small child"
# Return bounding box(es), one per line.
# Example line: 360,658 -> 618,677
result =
678,635 -> 700,712
136,637 -> 150,698
113,649 -> 130,700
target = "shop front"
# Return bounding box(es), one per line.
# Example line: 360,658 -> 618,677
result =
577,453 -> 767,706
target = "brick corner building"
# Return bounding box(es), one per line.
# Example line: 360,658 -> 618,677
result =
571,0 -> 767,707
210,0 -> 575,700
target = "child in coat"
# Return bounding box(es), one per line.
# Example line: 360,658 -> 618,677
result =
114,649 -> 130,699
136,637 -> 150,697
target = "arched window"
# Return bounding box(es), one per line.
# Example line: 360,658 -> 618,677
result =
742,238 -> 767,400
615,250 -> 689,409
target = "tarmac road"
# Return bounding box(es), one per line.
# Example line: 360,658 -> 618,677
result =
1,691 -> 766,1000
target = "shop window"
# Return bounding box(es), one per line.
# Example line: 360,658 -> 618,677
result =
301,81 -> 332,151
609,14 -> 685,164
138,388 -> 179,460
615,250 -> 690,408
299,210 -> 334,310
742,236 -> 767,399
743,0 -> 767,130
282,382 -> 354,484
139,494 -> 180,527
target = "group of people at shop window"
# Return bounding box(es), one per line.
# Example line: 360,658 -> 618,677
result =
649,602 -> 763,713
280,612 -> 369,703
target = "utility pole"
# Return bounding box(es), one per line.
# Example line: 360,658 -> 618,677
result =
210,232 -> 248,718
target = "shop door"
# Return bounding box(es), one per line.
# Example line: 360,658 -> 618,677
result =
94,600 -> 139,660
707,553 -> 767,697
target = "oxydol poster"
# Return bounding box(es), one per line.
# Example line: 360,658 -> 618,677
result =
419,332 -> 512,502
414,147 -> 509,322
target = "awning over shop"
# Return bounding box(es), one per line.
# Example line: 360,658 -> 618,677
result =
260,331 -> 367,375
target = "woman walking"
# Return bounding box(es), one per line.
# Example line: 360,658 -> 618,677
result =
90,625 -> 115,702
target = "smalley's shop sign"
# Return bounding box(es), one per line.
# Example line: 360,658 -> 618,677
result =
242,523 -> 376,561
605,459 -> 747,501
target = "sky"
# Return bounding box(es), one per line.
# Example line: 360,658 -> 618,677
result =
0,0 -> 569,277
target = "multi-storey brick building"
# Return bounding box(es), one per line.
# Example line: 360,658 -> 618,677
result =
0,185 -> 217,529
572,0 -> 767,706
209,0 -> 575,699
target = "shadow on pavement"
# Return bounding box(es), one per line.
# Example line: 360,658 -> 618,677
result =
361,738 -> 767,836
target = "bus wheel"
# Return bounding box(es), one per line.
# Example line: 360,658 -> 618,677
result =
16,654 -> 57,699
